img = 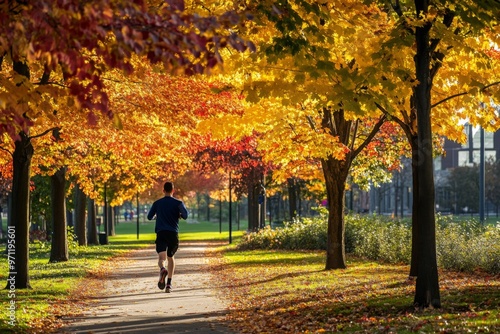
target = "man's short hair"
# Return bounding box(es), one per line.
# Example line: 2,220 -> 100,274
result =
164,182 -> 174,193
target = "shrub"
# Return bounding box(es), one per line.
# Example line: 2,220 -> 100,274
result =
28,226 -> 81,252
345,215 -> 411,264
29,229 -> 48,243
238,213 -> 500,274
436,217 -> 500,273
477,224 -> 500,273
436,220 -> 477,271
29,229 -> 48,249
238,218 -> 327,250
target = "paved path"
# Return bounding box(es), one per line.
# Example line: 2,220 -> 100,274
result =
62,243 -> 234,334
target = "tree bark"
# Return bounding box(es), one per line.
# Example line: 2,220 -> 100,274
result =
74,184 -> 87,246
108,205 -> 115,236
196,193 -> 201,219
49,167 -> 69,262
247,185 -> 259,231
287,178 -> 298,220
322,157 -> 350,269
7,60 -> 33,289
206,193 -> 210,221
87,199 -> 99,245
413,6 -> 441,307
7,131 -> 33,289
247,176 -> 260,231
318,107 -> 385,270
409,134 -> 420,277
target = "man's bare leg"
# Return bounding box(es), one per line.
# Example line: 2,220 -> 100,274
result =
158,251 -> 166,269
157,251 -> 168,289
166,256 -> 175,278
165,256 -> 175,292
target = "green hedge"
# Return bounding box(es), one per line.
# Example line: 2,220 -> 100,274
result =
238,213 -> 500,274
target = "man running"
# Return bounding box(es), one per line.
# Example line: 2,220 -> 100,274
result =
147,182 -> 188,293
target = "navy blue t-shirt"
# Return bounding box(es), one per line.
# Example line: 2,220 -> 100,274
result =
147,196 -> 188,233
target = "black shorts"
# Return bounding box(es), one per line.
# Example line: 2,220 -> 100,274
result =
155,230 -> 179,257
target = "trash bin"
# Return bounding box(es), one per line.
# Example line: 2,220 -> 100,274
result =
98,232 -> 108,245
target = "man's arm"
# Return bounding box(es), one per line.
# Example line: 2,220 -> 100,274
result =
179,202 -> 188,220
147,203 -> 157,220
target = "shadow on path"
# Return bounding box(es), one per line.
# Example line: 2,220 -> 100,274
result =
61,243 -> 235,334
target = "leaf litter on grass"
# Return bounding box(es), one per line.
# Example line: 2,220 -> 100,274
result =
27,251 -> 137,333
208,248 -> 500,333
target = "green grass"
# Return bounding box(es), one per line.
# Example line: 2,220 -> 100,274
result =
0,220 -> 243,333
113,219 -> 245,242
215,248 -> 500,333
4,215 -> 497,333
451,215 -> 499,226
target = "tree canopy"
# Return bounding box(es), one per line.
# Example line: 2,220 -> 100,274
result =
1,0 -> 499,310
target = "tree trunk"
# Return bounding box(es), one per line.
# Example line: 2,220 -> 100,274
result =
287,178 -> 298,219
196,193 -> 201,219
409,134 -> 419,277
413,11 -> 441,308
108,205 -> 115,236
7,131 -> 33,289
259,181 -> 266,229
247,181 -> 260,231
322,157 -> 350,270
87,199 -> 99,245
74,184 -> 87,246
206,193 -> 210,221
50,167 -> 68,262
297,182 -> 302,217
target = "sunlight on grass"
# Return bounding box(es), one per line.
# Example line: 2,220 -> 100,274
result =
216,248 -> 500,333
0,220 -> 240,333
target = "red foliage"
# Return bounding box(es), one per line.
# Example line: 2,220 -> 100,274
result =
189,134 -> 272,196
0,162 -> 13,195
0,0 -> 254,135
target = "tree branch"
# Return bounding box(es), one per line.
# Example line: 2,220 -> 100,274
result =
30,127 -> 60,140
0,146 -> 13,158
306,115 -> 317,131
39,69 -> 51,85
350,119 -> 359,151
482,81 -> 500,91
351,114 -> 386,159
431,81 -> 500,109
374,101 -> 414,143
429,9 -> 455,80
391,0 -> 403,17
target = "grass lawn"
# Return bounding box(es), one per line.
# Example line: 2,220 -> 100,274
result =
1,216 -> 498,333
212,247 -> 500,333
0,220 -> 243,333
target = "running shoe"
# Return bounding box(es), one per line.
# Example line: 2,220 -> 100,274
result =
158,268 -> 167,290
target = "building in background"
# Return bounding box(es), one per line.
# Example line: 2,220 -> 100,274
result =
364,124 -> 500,216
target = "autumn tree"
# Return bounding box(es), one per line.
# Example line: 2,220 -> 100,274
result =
239,0 -> 499,308
190,134 -> 272,230
196,1 -> 405,270
368,0 -> 500,308
1,0 -> 254,289
170,171 -> 226,221
48,128 -> 69,262
191,0 -> 500,310
73,183 -> 87,246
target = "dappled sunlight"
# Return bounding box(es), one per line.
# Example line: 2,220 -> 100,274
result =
213,249 -> 500,333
